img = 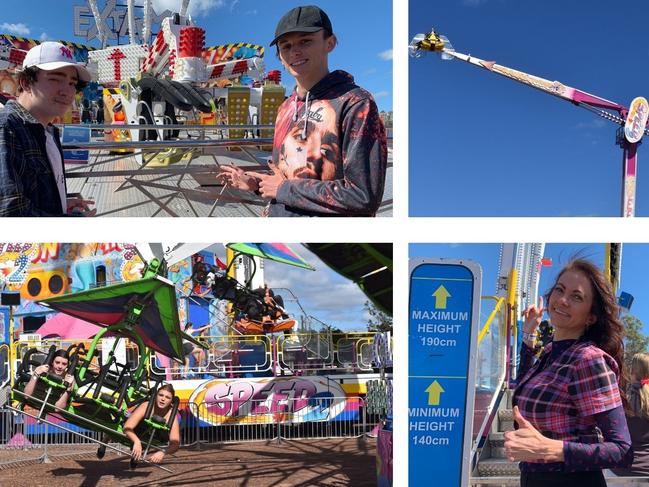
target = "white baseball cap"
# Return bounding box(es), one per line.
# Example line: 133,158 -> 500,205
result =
22,41 -> 91,82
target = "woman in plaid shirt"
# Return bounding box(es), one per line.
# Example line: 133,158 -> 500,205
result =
505,259 -> 633,487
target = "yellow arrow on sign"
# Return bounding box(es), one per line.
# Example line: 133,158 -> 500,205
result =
426,380 -> 445,406
432,285 -> 451,309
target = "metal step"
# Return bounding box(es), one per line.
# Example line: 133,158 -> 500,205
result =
490,432 -> 505,447
489,432 -> 506,459
499,409 -> 514,432
477,458 -> 520,477
470,477 -> 519,486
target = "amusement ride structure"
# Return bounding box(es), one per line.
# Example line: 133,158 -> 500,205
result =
0,0 -> 392,217
0,243 -> 392,477
410,30 -> 649,217
0,1 -> 292,216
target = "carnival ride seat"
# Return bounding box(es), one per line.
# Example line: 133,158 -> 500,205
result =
13,345 -> 78,413
72,357 -> 132,423
5,273 -> 190,471
12,344 -> 163,445
126,384 -> 180,469
234,287 -> 293,334
232,318 -> 296,335
191,263 -> 295,335
140,388 -> 179,441
19,351 -> 181,471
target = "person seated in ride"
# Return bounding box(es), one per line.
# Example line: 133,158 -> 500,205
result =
124,383 -> 180,464
253,284 -> 289,327
23,349 -> 75,410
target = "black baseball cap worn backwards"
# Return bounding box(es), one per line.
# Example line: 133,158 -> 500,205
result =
270,5 -> 333,46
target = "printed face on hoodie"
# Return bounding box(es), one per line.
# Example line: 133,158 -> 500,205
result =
278,101 -> 340,180
277,31 -> 335,86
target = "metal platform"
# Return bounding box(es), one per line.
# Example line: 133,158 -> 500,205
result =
64,135 -> 393,217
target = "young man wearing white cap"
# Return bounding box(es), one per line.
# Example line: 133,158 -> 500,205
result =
219,5 -> 387,217
0,41 -> 95,216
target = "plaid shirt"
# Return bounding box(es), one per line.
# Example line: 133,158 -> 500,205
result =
515,340 -> 627,472
0,100 -> 67,216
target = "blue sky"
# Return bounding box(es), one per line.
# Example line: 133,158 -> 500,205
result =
1,0 -> 392,110
409,0 -> 649,216
410,243 -> 649,338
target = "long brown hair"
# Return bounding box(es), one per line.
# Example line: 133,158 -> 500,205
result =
630,353 -> 649,419
546,259 -> 627,403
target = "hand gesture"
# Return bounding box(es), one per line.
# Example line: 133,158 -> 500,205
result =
63,374 -> 75,391
34,365 -> 49,376
246,162 -> 287,199
131,440 -> 143,461
522,296 -> 544,335
67,196 -> 97,217
217,163 -> 260,192
504,406 -> 563,463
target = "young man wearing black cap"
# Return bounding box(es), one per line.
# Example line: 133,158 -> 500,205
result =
219,5 -> 387,217
0,41 -> 95,216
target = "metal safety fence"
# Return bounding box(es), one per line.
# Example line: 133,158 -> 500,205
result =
0,396 -> 377,457
0,407 -> 103,467
184,396 -> 375,446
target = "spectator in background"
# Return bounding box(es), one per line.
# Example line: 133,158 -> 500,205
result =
611,352 -> 649,483
96,97 -> 104,124
182,322 -> 210,377
81,98 -> 91,124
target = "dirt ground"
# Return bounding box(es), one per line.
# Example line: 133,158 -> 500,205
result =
0,437 -> 377,486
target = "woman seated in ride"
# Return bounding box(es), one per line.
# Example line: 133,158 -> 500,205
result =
23,349 -> 75,410
124,383 -> 180,464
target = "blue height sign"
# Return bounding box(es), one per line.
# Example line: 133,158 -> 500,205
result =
62,126 -> 90,164
409,259 -> 481,487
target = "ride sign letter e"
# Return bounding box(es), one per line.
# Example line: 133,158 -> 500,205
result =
409,259 -> 481,487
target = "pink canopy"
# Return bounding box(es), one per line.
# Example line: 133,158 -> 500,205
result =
36,313 -> 102,340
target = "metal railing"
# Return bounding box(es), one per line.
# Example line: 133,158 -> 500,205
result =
154,332 -> 381,379
470,268 -> 518,467
8,332 -> 381,383
0,407 -> 102,467
0,344 -> 9,385
184,396 -> 373,446
0,396 -> 373,454
472,296 -> 509,455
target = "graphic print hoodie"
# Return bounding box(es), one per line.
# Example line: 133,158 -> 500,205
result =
268,70 -> 387,217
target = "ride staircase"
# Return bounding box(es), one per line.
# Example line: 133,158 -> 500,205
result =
472,388 -> 520,486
